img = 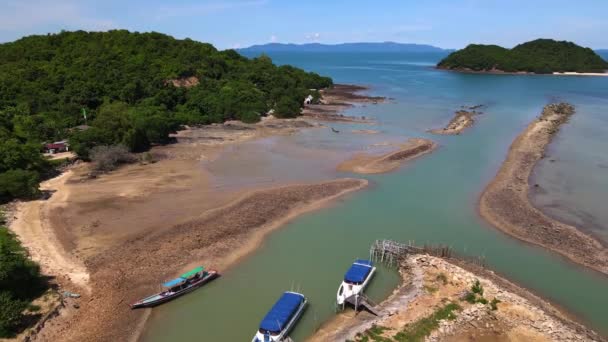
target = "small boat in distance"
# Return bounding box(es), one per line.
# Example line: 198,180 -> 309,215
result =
252,291 -> 307,342
130,266 -> 219,309
336,259 -> 376,308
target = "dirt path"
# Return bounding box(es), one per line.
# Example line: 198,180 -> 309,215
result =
479,103 -> 608,275
10,171 -> 90,292
337,138 -> 437,174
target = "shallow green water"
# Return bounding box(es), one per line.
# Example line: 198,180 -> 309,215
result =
143,52 -> 608,341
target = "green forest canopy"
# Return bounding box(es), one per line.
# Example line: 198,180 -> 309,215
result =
0,30 -> 333,201
437,39 -> 608,74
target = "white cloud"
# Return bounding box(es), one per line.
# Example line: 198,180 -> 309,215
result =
270,34 -> 277,43
154,0 -> 269,20
0,0 -> 116,32
305,32 -> 321,42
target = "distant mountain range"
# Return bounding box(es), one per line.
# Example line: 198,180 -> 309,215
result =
597,49 -> 608,60
239,42 -> 451,53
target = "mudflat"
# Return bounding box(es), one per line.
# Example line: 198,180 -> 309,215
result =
479,103 -> 608,275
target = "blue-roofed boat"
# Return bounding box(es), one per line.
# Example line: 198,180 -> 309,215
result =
336,259 -> 376,308
252,291 -> 307,342
130,267 -> 219,309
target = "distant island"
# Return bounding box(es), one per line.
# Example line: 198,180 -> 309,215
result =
437,39 -> 608,74
239,42 -> 451,54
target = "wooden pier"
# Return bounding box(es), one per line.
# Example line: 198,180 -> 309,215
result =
369,239 -> 485,267
344,293 -> 380,316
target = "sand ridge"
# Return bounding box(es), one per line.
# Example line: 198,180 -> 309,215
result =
337,138 -> 437,174
479,103 -> 608,275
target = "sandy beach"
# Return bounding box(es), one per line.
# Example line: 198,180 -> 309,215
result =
6,85 -> 382,341
479,103 -> 608,275
337,138 -> 437,174
309,254 -> 604,342
552,72 -> 608,77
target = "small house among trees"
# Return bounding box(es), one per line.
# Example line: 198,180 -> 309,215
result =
43,141 -> 69,154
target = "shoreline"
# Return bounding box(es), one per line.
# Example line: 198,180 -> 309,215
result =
7,84 -> 378,342
302,84 -> 385,123
337,138 -> 437,174
436,66 -> 608,77
309,254 -> 604,342
479,103 -> 608,275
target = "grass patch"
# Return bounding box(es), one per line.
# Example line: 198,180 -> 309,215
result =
424,285 -> 438,294
392,302 -> 461,342
354,324 -> 393,342
436,273 -> 448,285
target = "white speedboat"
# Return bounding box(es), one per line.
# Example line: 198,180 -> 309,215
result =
252,291 -> 307,342
336,259 -> 376,308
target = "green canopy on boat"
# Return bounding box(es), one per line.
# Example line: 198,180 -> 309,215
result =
180,266 -> 204,279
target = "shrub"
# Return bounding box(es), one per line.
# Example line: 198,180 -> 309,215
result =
89,145 -> 136,172
490,298 -> 501,311
0,292 -> 27,338
436,273 -> 448,285
471,279 -> 483,295
0,169 -> 40,201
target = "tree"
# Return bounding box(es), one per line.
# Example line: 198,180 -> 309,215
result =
274,97 -> 302,118
0,170 -> 40,201
0,291 -> 27,337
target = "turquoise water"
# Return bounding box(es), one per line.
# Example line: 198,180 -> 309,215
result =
143,52 -> 608,341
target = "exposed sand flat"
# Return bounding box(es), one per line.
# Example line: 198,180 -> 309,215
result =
429,109 -> 479,135
351,129 -> 380,134
32,178 -> 367,342
337,138 -> 437,174
10,171 -> 90,292
480,103 -> 608,275
309,255 -> 603,342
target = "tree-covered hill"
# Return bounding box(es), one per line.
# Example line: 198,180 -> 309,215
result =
0,30 -> 332,201
437,39 -> 608,74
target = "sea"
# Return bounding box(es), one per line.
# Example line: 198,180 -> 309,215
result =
142,51 -> 608,341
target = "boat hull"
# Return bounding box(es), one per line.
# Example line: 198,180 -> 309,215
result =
130,270 -> 219,309
337,267 -> 376,306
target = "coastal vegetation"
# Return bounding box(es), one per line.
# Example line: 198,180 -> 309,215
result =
0,211 -> 47,337
438,39 -> 608,73
0,30 -> 332,201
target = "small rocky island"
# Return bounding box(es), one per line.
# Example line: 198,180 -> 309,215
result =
437,39 -> 608,74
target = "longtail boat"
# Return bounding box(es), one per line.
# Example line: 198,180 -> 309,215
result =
252,291 -> 307,342
130,266 -> 219,309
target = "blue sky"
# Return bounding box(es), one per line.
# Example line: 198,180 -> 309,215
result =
1,0 -> 607,49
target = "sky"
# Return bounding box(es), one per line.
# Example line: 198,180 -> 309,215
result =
1,0 -> 607,50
